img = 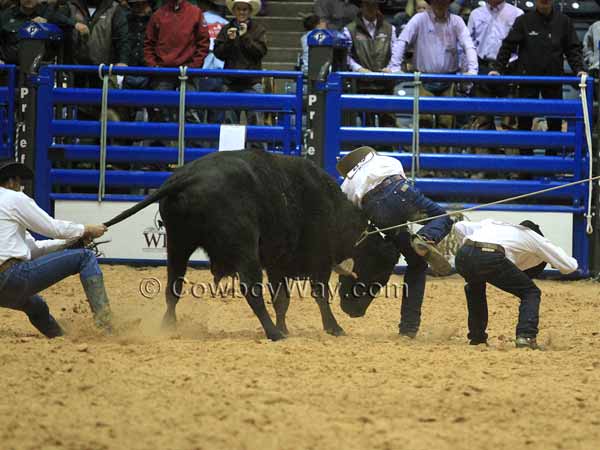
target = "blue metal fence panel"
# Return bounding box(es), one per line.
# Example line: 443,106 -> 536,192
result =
340,95 -> 582,117
0,65 -> 16,160
340,127 -> 575,149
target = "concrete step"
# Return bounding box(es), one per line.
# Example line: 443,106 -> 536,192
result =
255,16 -> 304,32
267,31 -> 304,47
263,61 -> 299,72
264,47 -> 301,63
266,1 -> 314,16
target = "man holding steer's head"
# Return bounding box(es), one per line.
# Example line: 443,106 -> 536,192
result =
337,146 -> 453,338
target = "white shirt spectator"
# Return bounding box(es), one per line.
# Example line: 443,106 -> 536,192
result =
453,219 -> 578,274
0,187 -> 84,264
468,1 -> 523,61
341,154 -> 406,207
395,10 -> 478,74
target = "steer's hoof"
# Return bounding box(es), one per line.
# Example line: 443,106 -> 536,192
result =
326,326 -> 346,337
160,314 -> 177,331
267,329 -> 287,341
276,324 -> 289,337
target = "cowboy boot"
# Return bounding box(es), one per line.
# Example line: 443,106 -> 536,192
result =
410,235 -> 452,276
81,275 -> 113,332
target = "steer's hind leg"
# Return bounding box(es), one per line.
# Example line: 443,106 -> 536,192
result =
268,271 -> 291,336
311,278 -> 346,336
239,261 -> 285,341
162,240 -> 196,330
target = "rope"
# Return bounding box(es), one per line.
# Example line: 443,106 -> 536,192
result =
355,174 -> 600,246
177,66 -> 188,167
411,72 -> 421,184
97,63 -> 113,202
579,73 -> 595,235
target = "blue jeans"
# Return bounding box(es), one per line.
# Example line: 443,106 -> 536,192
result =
455,244 -> 541,341
0,249 -> 102,335
362,179 -> 452,334
361,179 -> 453,243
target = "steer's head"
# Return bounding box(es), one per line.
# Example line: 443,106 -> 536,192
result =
338,231 -> 400,318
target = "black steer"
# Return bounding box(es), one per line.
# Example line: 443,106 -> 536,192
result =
105,149 -> 400,340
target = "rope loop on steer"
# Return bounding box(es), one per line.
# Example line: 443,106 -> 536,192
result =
177,66 -> 189,167
97,63 -> 113,202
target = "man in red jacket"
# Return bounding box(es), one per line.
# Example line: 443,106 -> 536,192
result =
144,0 -> 210,124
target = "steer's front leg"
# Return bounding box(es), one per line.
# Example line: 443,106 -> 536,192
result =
239,262 -> 286,341
311,277 -> 346,336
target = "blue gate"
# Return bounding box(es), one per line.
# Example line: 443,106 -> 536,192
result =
320,71 -> 594,275
0,64 -> 16,159
32,65 -> 304,212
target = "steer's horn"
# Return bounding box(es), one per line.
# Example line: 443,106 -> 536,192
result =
334,258 -> 357,279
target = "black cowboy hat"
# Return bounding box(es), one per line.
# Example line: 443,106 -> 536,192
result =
0,159 -> 34,183
336,146 -> 377,177
520,220 -> 544,237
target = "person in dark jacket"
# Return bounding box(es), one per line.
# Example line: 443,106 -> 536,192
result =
0,0 -> 89,64
490,0 -> 586,154
214,0 -> 266,125
342,0 -> 398,127
77,0 -> 129,65
123,0 -> 151,86
144,0 -> 209,124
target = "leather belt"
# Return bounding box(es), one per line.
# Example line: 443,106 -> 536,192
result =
362,175 -> 407,206
464,239 -> 505,255
0,258 -> 21,273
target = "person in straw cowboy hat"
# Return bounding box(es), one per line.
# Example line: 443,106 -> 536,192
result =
0,159 -> 113,337
338,146 -> 453,338
214,0 -> 267,126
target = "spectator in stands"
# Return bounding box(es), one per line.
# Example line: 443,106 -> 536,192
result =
314,0 -> 358,31
393,0 -> 477,130
583,20 -> 600,76
196,0 -> 228,123
144,0 -> 209,123
214,0 -> 266,126
123,0 -> 152,87
47,0 -> 90,65
300,14 -> 321,76
343,0 -> 400,127
75,0 -> 129,66
467,0 -> 522,131
491,0 -> 586,154
0,0 -> 89,64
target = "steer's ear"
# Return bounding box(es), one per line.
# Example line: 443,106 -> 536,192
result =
333,258 -> 357,279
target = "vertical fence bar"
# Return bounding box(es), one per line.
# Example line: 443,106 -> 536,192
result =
323,72 -> 342,178
295,73 -> 304,156
34,66 -> 54,214
7,65 -> 16,158
573,118 -> 589,275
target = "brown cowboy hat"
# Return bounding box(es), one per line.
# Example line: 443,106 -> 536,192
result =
0,159 -> 33,183
336,146 -> 377,177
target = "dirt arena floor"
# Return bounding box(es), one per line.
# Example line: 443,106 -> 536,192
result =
1,265 -> 600,450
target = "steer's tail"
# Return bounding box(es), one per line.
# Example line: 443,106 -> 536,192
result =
102,170 -> 194,228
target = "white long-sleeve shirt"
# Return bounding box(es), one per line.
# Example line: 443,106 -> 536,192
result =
341,153 -> 406,207
454,219 -> 578,274
0,187 -> 85,264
